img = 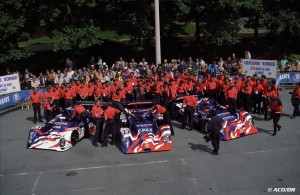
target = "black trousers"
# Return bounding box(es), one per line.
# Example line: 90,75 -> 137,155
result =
210,131 -> 220,152
182,106 -> 194,128
253,93 -> 262,113
168,99 -> 176,119
292,98 -> 300,117
103,120 -> 116,145
44,110 -> 52,122
163,111 -> 174,135
271,112 -> 281,135
79,111 -> 91,137
208,89 -> 217,100
64,99 -> 73,108
263,97 -> 270,120
52,99 -> 60,116
218,91 -> 226,106
242,94 -> 250,112
227,98 -> 237,115
93,118 -> 104,143
32,103 -> 42,122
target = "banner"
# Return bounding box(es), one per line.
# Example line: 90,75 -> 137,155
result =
275,72 -> 300,86
0,74 -> 21,95
0,88 -> 46,110
242,59 -> 277,78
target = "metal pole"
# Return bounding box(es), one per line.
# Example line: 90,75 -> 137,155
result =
154,0 -> 161,65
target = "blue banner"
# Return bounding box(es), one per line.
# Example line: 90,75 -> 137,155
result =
276,72 -> 300,86
0,88 -> 46,110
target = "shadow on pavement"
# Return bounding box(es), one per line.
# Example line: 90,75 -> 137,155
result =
188,142 -> 213,154
258,127 -> 273,135
26,117 -> 35,122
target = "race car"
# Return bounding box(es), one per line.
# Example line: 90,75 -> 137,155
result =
27,107 -> 95,151
175,96 -> 258,140
119,101 -> 172,153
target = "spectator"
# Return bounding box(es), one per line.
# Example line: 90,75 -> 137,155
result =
283,62 -> 291,72
31,75 -> 40,89
279,55 -> 288,71
54,73 -> 64,86
292,60 -> 300,72
207,61 -> 218,77
245,50 -> 251,59
38,73 -> 45,87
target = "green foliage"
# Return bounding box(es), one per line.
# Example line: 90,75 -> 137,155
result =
52,26 -> 102,52
0,0 -> 31,65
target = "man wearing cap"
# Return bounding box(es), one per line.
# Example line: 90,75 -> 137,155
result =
180,91 -> 198,130
29,88 -> 43,123
206,110 -> 223,155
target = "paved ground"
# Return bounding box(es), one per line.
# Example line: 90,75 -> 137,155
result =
1,90 -> 300,195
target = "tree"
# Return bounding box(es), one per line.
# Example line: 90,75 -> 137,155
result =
0,0 -> 32,68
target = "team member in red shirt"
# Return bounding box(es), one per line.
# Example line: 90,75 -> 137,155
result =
102,101 -> 121,147
225,82 -> 239,115
29,88 -> 43,123
151,102 -> 174,136
269,98 -> 283,136
43,97 -> 54,122
91,99 -> 104,147
71,102 -> 91,138
290,82 -> 300,119
52,84 -> 61,116
64,85 -> 75,108
79,83 -> 88,101
241,81 -> 252,112
181,91 -> 198,130
168,83 -> 177,119
206,76 -> 217,99
252,79 -> 264,114
263,85 -> 277,120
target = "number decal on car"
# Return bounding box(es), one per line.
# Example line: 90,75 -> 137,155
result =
121,129 -> 130,134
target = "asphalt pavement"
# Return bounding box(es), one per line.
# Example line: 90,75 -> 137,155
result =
1,90 -> 300,195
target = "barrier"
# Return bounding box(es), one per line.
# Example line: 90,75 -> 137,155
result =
275,72 -> 300,89
0,88 -> 45,114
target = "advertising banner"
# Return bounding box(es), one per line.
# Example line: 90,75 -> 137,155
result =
242,59 -> 277,78
0,74 -> 21,95
275,72 -> 300,86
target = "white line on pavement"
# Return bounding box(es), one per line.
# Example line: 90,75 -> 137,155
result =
31,172 -> 41,195
0,160 -> 170,177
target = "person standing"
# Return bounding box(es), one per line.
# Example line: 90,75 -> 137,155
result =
91,99 -> 104,147
241,81 -> 252,112
269,98 -> 283,136
102,101 -> 121,147
71,102 -> 91,138
225,82 -> 238,115
29,88 -> 43,123
151,102 -> 174,136
206,110 -> 223,155
290,82 -> 300,119
43,97 -> 54,122
180,91 -> 198,130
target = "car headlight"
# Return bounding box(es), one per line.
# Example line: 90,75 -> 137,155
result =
163,134 -> 170,144
28,132 -> 34,144
60,138 -> 66,147
122,137 -> 131,148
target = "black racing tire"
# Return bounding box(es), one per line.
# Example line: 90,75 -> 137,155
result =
71,131 -> 79,146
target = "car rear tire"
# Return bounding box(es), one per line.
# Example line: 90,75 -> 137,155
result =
71,131 -> 79,146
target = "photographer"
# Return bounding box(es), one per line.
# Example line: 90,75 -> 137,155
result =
290,82 -> 300,119
206,110 -> 223,155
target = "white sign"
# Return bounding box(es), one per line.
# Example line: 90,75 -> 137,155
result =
242,59 -> 277,78
0,74 -> 21,95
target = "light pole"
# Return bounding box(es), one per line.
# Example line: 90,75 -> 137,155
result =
154,0 -> 161,65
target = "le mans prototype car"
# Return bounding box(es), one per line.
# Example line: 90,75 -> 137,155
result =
119,101 -> 172,153
175,96 -> 258,140
27,107 -> 95,151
